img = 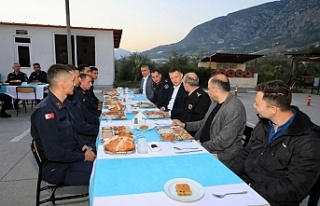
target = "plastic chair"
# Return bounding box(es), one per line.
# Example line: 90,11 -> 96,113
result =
16,86 -> 36,116
30,139 -> 88,206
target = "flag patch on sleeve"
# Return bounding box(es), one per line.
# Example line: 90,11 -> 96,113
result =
45,113 -> 55,120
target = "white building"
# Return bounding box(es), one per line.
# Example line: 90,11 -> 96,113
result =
0,22 -> 122,86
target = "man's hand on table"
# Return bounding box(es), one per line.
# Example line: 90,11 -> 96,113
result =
172,119 -> 185,128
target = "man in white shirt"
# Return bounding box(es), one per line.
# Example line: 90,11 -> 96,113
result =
161,68 -> 188,119
138,65 -> 154,101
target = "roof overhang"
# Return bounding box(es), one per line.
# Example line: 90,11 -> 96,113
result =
0,22 -> 122,48
285,53 -> 320,63
201,53 -> 263,64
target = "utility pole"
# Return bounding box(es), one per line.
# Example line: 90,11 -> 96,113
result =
65,0 -> 73,64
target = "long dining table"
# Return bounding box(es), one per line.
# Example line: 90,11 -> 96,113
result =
89,92 -> 269,206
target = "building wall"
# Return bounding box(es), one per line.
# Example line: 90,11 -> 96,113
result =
0,24 -> 115,85
198,61 -> 246,70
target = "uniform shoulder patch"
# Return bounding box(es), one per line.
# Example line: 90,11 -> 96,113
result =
45,113 -> 55,120
164,84 -> 169,89
196,92 -> 201,97
188,104 -> 193,110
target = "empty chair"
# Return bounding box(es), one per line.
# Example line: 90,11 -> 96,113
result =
30,139 -> 88,206
16,86 -> 36,116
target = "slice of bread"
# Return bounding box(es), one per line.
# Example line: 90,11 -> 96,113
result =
175,183 -> 192,196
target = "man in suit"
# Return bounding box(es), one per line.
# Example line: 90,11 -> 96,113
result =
178,72 -> 211,122
138,65 -> 154,101
161,68 -> 188,119
173,74 -> 246,167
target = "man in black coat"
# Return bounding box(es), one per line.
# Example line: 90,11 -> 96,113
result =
178,72 -> 211,122
150,69 -> 173,109
230,80 -> 320,205
161,68 -> 188,119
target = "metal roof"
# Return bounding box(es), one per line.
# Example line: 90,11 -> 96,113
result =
200,53 -> 263,63
0,22 -> 122,48
285,53 -> 320,63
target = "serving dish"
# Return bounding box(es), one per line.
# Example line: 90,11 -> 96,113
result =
101,111 -> 127,120
156,126 -> 193,141
143,110 -> 169,119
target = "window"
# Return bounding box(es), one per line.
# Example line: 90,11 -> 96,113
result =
54,34 -> 95,66
17,46 -> 30,67
54,34 -> 75,65
15,37 -> 31,43
76,36 -> 95,66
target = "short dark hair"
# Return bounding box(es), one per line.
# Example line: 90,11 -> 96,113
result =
90,66 -> 98,71
33,63 -> 40,67
78,64 -> 90,72
47,64 -> 72,87
256,80 -> 292,111
151,69 -> 161,74
169,67 -> 181,73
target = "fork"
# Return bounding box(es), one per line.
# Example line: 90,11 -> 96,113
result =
211,191 -> 248,198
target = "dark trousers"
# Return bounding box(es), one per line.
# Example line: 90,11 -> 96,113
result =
0,94 -> 13,111
43,161 -> 93,185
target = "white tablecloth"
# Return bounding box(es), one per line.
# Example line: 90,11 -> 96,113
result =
2,84 -> 48,99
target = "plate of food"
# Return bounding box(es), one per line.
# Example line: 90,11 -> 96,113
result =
133,124 -> 155,131
112,126 -> 133,135
156,126 -> 193,141
102,111 -> 127,120
164,178 -> 204,202
104,90 -> 119,96
100,127 -> 113,141
137,101 -> 156,108
107,101 -> 126,111
143,110 -> 169,119
103,134 -> 135,155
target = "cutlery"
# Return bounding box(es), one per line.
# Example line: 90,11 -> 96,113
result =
175,149 -> 203,154
211,191 -> 248,198
173,147 -> 199,150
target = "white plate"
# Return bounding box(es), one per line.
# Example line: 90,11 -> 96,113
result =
163,178 -> 205,202
134,124 -> 155,131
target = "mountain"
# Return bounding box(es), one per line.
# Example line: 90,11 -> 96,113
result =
143,0 -> 320,58
114,48 -> 132,59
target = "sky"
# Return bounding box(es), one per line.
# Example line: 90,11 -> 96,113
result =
0,0 -> 276,52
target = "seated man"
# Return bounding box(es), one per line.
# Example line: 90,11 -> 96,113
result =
67,66 -> 99,145
28,62 -> 47,83
173,74 -> 246,167
138,65 -> 154,101
161,68 -> 188,119
150,69 -> 173,109
179,72 -> 211,122
87,66 -> 102,112
0,83 -> 13,118
230,80 -> 320,205
30,64 -> 96,185
74,73 -> 100,117
6,62 -> 28,109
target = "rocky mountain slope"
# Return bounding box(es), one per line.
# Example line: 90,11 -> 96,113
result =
143,0 -> 320,58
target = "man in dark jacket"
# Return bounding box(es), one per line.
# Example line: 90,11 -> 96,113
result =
161,68 -> 188,119
28,63 -> 47,83
230,80 -> 320,205
150,69 -> 172,109
179,72 -> 211,122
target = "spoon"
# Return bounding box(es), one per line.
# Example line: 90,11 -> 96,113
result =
173,147 -> 199,150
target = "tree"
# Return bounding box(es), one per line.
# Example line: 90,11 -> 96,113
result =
115,53 -> 154,81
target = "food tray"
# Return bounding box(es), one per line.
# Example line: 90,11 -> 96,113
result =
143,110 -> 169,119
138,101 -> 156,108
104,90 -> 119,96
101,111 -> 127,120
104,95 -> 120,101
156,126 -> 193,141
